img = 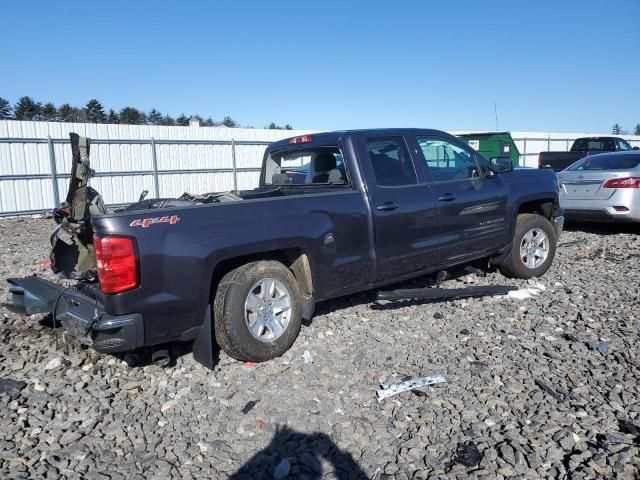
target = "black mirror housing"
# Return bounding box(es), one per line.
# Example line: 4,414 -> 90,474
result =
489,156 -> 513,173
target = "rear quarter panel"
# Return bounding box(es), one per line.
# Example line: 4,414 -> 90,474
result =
91,191 -> 369,345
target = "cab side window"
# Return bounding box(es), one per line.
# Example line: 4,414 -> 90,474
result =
417,136 -> 479,182
365,137 -> 418,187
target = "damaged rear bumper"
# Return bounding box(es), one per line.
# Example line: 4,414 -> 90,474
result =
5,277 -> 143,353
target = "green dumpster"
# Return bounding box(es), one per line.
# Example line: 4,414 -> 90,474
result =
456,132 -> 521,166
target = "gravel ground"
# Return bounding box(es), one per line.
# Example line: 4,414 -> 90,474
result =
1,217 -> 639,480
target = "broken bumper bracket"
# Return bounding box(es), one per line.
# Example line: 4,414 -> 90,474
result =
5,276 -> 144,353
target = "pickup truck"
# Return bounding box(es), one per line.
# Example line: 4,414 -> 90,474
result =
538,136 -> 637,171
6,129 -> 564,367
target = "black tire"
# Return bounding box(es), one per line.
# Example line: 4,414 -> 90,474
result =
214,260 -> 303,362
499,213 -> 557,279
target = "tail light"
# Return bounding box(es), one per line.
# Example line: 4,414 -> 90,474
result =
538,154 -> 543,168
93,235 -> 139,294
602,177 -> 640,189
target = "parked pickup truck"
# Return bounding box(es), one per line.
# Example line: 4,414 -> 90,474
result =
538,136 -> 637,172
6,129 -> 564,367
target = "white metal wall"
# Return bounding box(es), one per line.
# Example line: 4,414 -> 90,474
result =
1,120 -> 639,215
0,120 -> 314,214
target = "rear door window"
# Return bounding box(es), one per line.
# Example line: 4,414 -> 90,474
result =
365,137 -> 418,186
616,139 -> 632,151
566,154 -> 640,171
416,136 -> 480,182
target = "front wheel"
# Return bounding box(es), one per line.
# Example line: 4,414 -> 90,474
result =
499,213 -> 557,279
214,260 -> 303,362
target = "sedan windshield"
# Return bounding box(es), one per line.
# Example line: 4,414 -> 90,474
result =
566,154 -> 640,171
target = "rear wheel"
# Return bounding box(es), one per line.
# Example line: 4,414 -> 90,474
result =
214,260 -> 303,362
499,213 -> 557,279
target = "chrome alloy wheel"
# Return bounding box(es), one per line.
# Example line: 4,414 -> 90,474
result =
519,228 -> 549,269
244,277 -> 292,342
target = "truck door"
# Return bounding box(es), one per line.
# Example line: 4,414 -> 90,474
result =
411,134 -> 509,264
357,134 -> 439,281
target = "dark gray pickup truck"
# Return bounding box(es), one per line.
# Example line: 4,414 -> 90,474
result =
538,136 -> 637,172
6,129 -> 564,367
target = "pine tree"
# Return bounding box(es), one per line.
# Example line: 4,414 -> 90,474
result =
57,104 -> 74,122
612,123 -> 623,135
202,117 -> 216,127
42,102 -> 57,121
85,99 -> 106,123
267,122 -> 279,129
147,109 -> 163,125
119,107 -> 145,125
0,97 -> 13,119
14,96 -> 42,120
107,109 -> 119,124
221,116 -> 237,127
635,124 -> 640,136
176,114 -> 189,126
284,124 -> 293,130
159,115 -> 175,126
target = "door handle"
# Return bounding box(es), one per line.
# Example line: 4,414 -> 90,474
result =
438,193 -> 457,202
376,202 -> 399,211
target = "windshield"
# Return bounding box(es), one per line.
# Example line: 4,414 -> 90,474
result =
263,147 -> 347,185
566,154 -> 640,171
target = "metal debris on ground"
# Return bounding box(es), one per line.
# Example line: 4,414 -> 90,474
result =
507,283 -> 546,300
377,374 -> 446,401
377,285 -> 516,302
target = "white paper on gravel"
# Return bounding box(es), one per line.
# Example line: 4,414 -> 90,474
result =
507,283 -> 546,300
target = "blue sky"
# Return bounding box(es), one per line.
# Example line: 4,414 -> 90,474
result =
1,0 -> 638,133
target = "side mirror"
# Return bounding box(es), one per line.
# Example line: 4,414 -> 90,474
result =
489,156 -> 513,173
633,146 -> 639,150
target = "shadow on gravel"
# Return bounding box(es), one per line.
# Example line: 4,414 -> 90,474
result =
229,426 -> 368,479
564,220 -> 640,236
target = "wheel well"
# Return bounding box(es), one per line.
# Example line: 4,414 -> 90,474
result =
517,199 -> 554,219
209,248 -> 313,301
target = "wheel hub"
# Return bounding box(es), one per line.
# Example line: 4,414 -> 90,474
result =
244,277 -> 292,342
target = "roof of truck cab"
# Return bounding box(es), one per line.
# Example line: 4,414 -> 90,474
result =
267,128 -> 448,150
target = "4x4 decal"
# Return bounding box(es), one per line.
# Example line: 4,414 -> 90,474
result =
130,215 -> 180,228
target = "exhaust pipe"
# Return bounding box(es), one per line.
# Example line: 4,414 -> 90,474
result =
151,348 -> 172,367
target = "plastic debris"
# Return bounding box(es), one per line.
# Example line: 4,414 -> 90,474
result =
302,350 -> 314,364
0,378 -> 27,400
377,374 -> 446,401
241,400 -> 258,414
454,441 -> 482,467
242,362 -> 257,368
587,342 -> 609,357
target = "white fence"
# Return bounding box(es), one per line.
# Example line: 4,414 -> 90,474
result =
1,120 -> 639,216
